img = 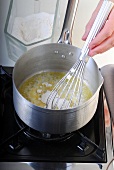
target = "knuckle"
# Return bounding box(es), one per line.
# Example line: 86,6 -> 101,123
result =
111,40 -> 114,47
96,47 -> 104,54
85,22 -> 92,31
110,34 -> 114,47
85,25 -> 89,32
104,30 -> 112,38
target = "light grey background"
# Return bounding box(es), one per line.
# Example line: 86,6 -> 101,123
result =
0,0 -> 15,66
0,0 -> 114,67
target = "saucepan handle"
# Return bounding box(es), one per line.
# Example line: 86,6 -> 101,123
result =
58,0 -> 79,44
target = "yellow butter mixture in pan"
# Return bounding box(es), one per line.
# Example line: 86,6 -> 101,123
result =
19,72 -> 93,109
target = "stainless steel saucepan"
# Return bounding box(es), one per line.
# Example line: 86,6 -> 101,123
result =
13,0 -> 103,134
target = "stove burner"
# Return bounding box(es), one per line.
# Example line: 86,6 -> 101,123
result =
13,111 -> 106,160
14,112 -> 76,142
0,66 -> 107,163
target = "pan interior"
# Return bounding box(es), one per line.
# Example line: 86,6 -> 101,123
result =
18,70 -> 93,109
13,44 -> 103,110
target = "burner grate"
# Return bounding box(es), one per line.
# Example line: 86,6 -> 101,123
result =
0,66 -> 107,163
14,111 -> 77,142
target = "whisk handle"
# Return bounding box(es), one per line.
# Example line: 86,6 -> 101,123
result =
80,0 -> 114,62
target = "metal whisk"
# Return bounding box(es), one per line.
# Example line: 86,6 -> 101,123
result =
46,0 -> 114,110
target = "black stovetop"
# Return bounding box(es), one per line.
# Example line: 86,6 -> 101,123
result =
0,66 -> 107,163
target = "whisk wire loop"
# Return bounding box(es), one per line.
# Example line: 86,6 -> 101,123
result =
59,60 -> 83,109
75,61 -> 86,106
47,60 -> 81,109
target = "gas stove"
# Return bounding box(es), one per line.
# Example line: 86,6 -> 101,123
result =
0,66 -> 113,170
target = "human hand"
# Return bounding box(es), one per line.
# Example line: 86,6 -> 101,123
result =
82,0 -> 114,57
